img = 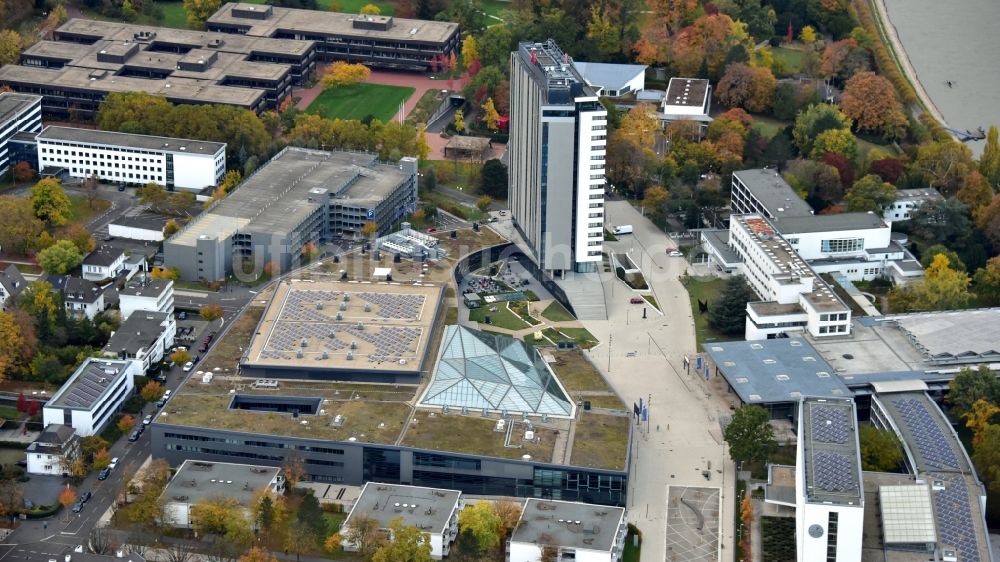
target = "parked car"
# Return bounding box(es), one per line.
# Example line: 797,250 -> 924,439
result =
178,311 -> 187,320
426,227 -> 437,233
97,468 -> 111,481
156,398 -> 167,408
142,414 -> 153,425
128,431 -> 140,442
71,501 -> 84,513
108,457 -> 119,470
629,297 -> 644,304
183,361 -> 194,372
669,250 -> 683,257
80,491 -> 92,503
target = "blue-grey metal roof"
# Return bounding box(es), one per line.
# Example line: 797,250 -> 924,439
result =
573,61 -> 646,91
703,337 -> 850,404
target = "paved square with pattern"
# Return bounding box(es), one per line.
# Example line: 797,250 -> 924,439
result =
665,486 -> 720,562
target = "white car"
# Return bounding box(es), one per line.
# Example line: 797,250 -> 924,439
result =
669,250 -> 683,257
108,457 -> 119,470
182,361 -> 194,372
142,414 -> 153,425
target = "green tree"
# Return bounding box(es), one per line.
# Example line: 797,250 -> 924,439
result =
458,501 -> 502,552
359,2 -> 380,14
140,380 -> 166,402
481,97 -> 501,131
163,219 -> 181,238
0,30 -> 22,66
707,276 -> 757,336
199,303 -> 224,322
973,256 -> 1000,306
723,405 -> 775,465
372,518 -> 432,562
475,195 -> 492,213
453,110 -> 465,134
0,196 -> 45,255
810,128 -> 857,160
947,365 -> 1000,418
479,159 -> 508,199
183,0 -> 221,29
642,185 -> 670,223
37,240 -> 83,275
846,174 -> 897,213
461,35 -> 478,69
919,245 -> 965,271
792,103 -> 852,157
138,182 -> 169,209
913,140 -> 974,196
477,26 -> 513,69
858,425 -> 903,471
979,125 -> 1000,188
0,311 -> 26,383
30,178 -> 71,226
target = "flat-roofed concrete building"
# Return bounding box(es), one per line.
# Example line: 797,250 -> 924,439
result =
36,126 -> 226,191
119,278 -> 174,320
660,77 -> 712,128
0,92 -> 42,176
509,499 -> 627,562
103,311 -> 176,373
160,460 -> 284,528
730,168 -> 814,220
884,188 -> 944,223
241,279 -> 442,382
796,397 -> 864,562
207,3 -> 459,71
43,358 -> 141,436
342,483 -> 462,559
164,148 -> 418,281
509,40 -> 606,276
0,18 -> 317,117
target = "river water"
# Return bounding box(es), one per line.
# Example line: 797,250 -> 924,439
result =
882,0 -> 1000,156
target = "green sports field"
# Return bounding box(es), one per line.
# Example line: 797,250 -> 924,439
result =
306,83 -> 415,122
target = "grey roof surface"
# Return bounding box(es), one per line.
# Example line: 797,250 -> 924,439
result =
47,358 -> 133,410
0,92 -> 40,125
516,41 -> 599,104
419,326 -> 575,417
732,169 -> 813,218
572,61 -> 646,91
83,245 -> 124,268
0,264 -> 26,298
111,213 -> 171,232
209,2 -> 458,44
800,398 -> 862,506
161,460 -> 279,507
876,392 -> 969,473
35,424 -> 77,447
346,483 -> 461,535
119,278 -> 172,298
886,309 -> 1000,362
103,311 -> 170,355
664,77 -> 710,108
894,188 -> 943,203
771,212 -> 887,235
700,229 -> 740,265
63,276 -> 101,303
703,337 -> 850,404
38,126 -> 225,157
879,484 -> 936,544
635,89 -> 664,102
171,148 -> 410,246
511,499 -> 625,552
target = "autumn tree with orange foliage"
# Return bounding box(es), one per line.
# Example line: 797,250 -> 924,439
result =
820,38 -> 871,82
670,13 -> 742,77
59,486 -> 77,521
840,72 -> 907,140
238,547 -> 279,562
715,63 -> 777,113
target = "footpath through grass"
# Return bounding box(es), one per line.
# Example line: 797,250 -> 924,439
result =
307,83 -> 415,122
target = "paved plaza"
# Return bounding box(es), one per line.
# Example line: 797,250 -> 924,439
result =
665,486 -> 721,562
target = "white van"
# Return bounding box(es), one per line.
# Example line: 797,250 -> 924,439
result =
613,225 -> 633,235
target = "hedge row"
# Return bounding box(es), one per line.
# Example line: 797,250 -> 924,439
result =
25,504 -> 61,519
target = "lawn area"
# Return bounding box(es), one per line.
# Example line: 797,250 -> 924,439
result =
553,327 -> 599,349
770,46 -> 804,76
682,276 -> 729,347
469,302 -> 534,330
584,394 -> 627,411
402,411 -> 556,461
548,350 -> 610,394
158,2 -> 193,28
322,0 -> 396,13
199,306 -> 264,374
623,526 -> 641,562
67,195 -> 110,225
569,413 -> 629,471
642,294 -> 659,311
307,83 -> 415,122
540,301 -> 575,322
749,115 -> 789,140
323,512 -> 346,534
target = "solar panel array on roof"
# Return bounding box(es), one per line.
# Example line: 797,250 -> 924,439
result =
811,404 -> 849,444
812,451 -> 856,493
889,397 -> 961,471
929,473 -> 981,562
58,361 -> 124,409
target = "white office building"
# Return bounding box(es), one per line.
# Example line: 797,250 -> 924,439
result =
795,397 -> 864,562
160,460 -> 284,528
0,92 -> 42,176
342,483 -> 462,560
42,358 -> 142,436
883,188 -> 943,223
36,126 -> 226,192
509,40 -> 606,276
118,278 -> 175,321
509,499 -> 627,562
103,311 -> 176,373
